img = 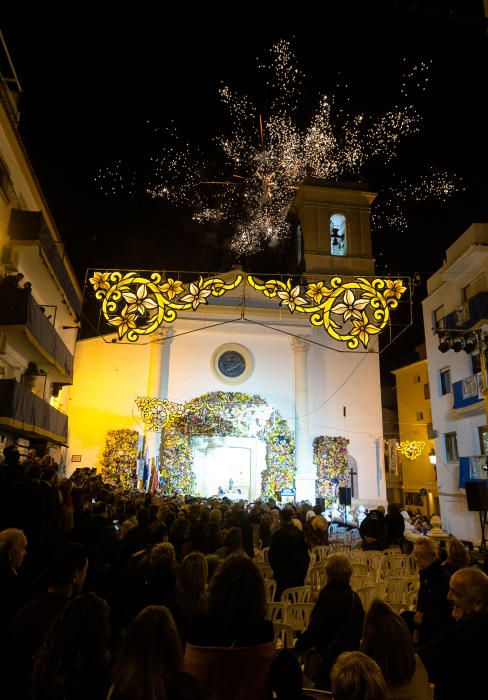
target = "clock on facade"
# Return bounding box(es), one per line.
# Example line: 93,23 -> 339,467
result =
218,350 -> 246,378
212,343 -> 253,384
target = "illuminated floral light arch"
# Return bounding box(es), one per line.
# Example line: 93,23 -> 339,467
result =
159,391 -> 295,497
397,440 -> 425,461
89,271 -> 407,349
314,435 -> 350,505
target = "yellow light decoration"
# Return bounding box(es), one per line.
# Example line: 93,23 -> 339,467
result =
89,271 -> 407,348
89,271 -> 243,342
397,440 -> 425,461
247,275 -> 407,349
135,397 -> 185,431
136,394 -> 224,431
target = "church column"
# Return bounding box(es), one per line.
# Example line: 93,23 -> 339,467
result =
292,336 -> 314,503
143,329 -> 174,468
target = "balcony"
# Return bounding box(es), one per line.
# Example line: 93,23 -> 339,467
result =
7,208 -> 81,317
444,291 -> 488,331
452,375 -> 483,411
0,379 -> 67,444
459,456 -> 488,487
0,288 -> 73,380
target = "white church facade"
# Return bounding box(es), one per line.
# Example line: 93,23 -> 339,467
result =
67,183 -> 394,508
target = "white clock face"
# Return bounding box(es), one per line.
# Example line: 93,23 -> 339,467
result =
218,350 -> 246,378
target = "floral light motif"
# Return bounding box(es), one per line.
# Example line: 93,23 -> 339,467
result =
248,275 -> 408,348
136,397 -> 185,431
89,271 -> 408,348
89,271 -> 243,342
397,440 -> 425,461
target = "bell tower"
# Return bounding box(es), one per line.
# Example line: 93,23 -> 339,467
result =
291,180 -> 377,276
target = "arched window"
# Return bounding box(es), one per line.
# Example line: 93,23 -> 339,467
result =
330,213 -> 347,256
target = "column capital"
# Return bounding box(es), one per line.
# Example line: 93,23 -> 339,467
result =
291,336 -> 311,353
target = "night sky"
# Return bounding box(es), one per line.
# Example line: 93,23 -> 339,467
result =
2,1 -> 487,375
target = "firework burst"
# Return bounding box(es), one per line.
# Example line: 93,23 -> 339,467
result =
96,40 -> 461,256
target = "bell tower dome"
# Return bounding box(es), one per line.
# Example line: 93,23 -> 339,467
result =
291,180 -> 377,276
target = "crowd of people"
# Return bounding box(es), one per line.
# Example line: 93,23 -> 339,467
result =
0,445 -> 487,699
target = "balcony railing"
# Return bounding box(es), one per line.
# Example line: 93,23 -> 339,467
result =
0,378 -> 67,444
452,375 -> 483,410
7,208 -> 81,317
443,291 -> 488,331
0,288 -> 73,379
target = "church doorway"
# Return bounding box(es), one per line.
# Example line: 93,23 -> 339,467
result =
192,435 -> 266,501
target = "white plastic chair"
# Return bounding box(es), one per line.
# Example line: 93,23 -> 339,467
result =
267,601 -> 288,623
264,578 -> 277,603
281,586 -> 312,605
311,545 -> 329,562
285,602 -> 314,634
305,564 -> 326,598
273,621 -> 294,649
383,576 -> 409,612
256,563 -> 274,580
350,574 -> 374,591
356,583 -> 386,612
383,547 -> 402,556
351,562 -> 370,576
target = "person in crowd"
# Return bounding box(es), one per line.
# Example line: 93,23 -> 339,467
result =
144,542 -> 178,607
418,567 -> 488,698
122,506 -> 151,557
119,502 -> 138,540
2,271 -> 25,288
207,519 -> 224,553
295,553 -> 364,691
184,556 -> 275,700
32,592 -> 111,700
402,537 -> 451,644
385,504 -> 405,548
11,543 -> 89,698
0,446 -> 24,528
171,552 -> 208,645
269,649 -> 316,700
441,537 -> 469,575
268,507 -> 310,599
362,599 -> 430,699
214,525 -> 246,558
331,651 -> 386,700
0,527 -> 28,619
170,515 -> 191,562
305,513 -> 329,549
190,554 -> 273,646
360,506 -> 387,550
109,605 -> 201,700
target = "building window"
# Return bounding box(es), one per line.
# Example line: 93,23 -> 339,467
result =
444,432 -> 458,462
423,383 -> 430,400
432,306 -> 445,333
439,368 -> 451,396
330,214 -> 347,256
416,411 -> 424,421
479,426 -> 488,455
414,375 -> 422,384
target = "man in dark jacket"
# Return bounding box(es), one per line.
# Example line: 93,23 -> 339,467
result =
359,506 -> 387,550
295,553 -> 364,690
403,536 -> 451,644
419,567 -> 488,699
268,507 -> 310,599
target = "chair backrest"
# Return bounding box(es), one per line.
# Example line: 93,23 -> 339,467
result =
262,546 -> 270,565
383,547 -> 402,556
281,585 -> 312,605
266,601 -> 288,623
264,578 -> 277,603
311,545 -> 329,561
285,602 -> 314,633
273,621 -> 294,649
383,577 -> 408,610
351,562 -> 369,576
256,563 -> 274,580
350,574 -> 374,591
184,641 -> 276,700
329,542 -> 351,553
405,587 -> 419,611
305,564 -> 326,597
356,583 -> 385,612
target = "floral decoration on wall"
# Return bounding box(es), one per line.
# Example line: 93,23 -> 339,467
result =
160,391 -> 295,497
314,435 -> 350,504
101,428 -> 139,488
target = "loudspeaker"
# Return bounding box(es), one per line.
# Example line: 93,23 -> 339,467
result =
465,481 -> 488,511
315,497 -> 325,510
338,487 -> 352,506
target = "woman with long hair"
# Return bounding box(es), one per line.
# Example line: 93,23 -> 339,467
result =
361,599 -> 430,699
171,552 -> 208,644
109,605 -> 200,700
32,592 -> 111,700
442,537 -> 469,575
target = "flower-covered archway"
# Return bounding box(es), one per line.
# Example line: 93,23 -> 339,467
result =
314,435 -> 350,505
160,391 -> 295,498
